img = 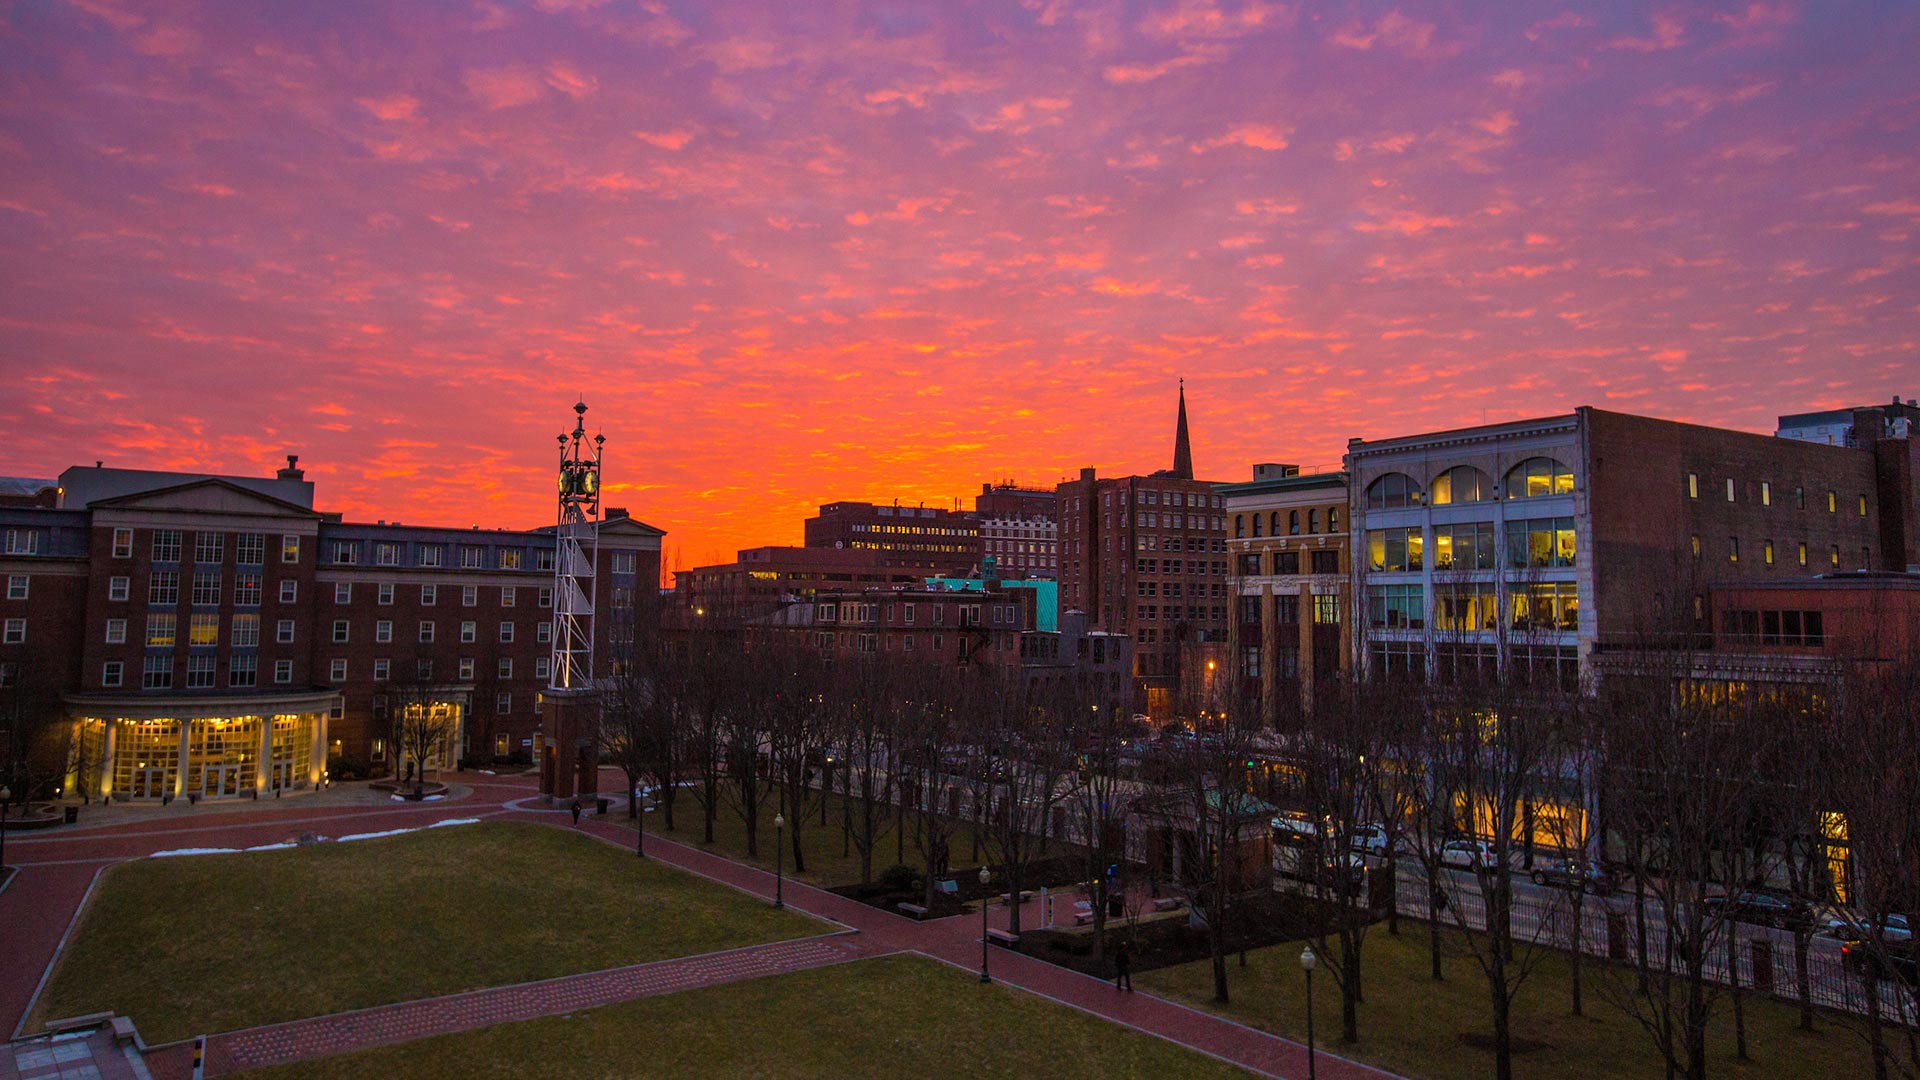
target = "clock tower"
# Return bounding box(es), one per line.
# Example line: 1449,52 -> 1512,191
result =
539,400 -> 604,802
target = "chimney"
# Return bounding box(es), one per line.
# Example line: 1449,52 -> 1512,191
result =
605,507 -> 628,520
277,454 -> 305,481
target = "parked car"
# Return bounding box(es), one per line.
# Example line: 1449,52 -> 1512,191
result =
1703,890 -> 1813,930
1529,856 -> 1613,895
1821,913 -> 1911,943
1349,823 -> 1391,857
1440,839 -> 1497,871
1841,939 -> 1919,985
1272,814 -> 1320,842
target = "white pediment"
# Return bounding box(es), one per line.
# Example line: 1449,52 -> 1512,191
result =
96,480 -> 319,519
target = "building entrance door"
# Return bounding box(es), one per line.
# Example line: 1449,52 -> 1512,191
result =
269,761 -> 293,792
132,767 -> 171,800
202,765 -> 241,798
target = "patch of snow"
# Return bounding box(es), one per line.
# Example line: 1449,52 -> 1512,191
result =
150,847 -> 238,858
479,769 -> 497,776
337,828 -> 412,843
422,794 -> 446,801
245,842 -> 297,852
428,817 -> 480,829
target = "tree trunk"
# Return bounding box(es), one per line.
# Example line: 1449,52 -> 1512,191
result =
1210,922 -> 1231,1004
1341,934 -> 1361,1042
1727,925 -> 1748,1061
1427,883 -> 1445,981
1794,928 -> 1814,1032
1569,897 -> 1584,1016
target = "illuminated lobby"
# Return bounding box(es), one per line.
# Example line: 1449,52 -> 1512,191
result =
62,691 -> 334,802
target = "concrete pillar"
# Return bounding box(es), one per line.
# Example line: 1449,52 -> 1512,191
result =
174,719 -> 193,798
97,720 -> 118,800
1298,581 -> 1315,717
310,710 -> 328,786
62,718 -> 82,798
255,715 -> 273,794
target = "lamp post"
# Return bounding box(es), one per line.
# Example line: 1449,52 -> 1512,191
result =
772,812 -> 786,909
635,782 -> 646,860
1300,945 -> 1318,1080
979,865 -> 993,984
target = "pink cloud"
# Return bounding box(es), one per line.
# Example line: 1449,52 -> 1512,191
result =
463,66 -> 547,109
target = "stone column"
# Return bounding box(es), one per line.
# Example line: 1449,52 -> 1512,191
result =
310,710 -> 328,786
97,720 -> 118,800
174,719 -> 193,798
255,715 -> 274,794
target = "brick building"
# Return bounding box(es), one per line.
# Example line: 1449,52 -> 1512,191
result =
674,546 -> 923,619
0,460 -> 661,802
803,500 -> 980,573
1056,385 -> 1229,716
974,482 -> 1059,580
1219,463 -> 1350,722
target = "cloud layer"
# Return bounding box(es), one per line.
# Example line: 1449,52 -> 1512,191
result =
1,1 -> 1916,570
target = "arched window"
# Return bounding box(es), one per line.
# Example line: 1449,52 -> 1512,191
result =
1430,465 -> 1493,505
1234,515 -> 1245,539
1288,510 -> 1300,535
1328,506 -> 1341,533
1308,509 -> 1319,533
1252,514 -> 1263,537
1504,458 -> 1574,499
1271,512 -> 1281,535
1365,472 -> 1424,510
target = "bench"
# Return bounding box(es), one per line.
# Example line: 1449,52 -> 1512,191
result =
1152,897 -> 1184,913
935,879 -> 959,896
42,1012 -> 113,1034
897,902 -> 929,918
1074,911 -> 1095,926
986,928 -> 1019,946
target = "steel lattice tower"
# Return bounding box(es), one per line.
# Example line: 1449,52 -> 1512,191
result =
550,400 -> 603,692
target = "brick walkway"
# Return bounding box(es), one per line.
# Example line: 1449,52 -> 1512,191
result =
145,933 -> 876,1077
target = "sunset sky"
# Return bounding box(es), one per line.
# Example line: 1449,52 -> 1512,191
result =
2,1 -> 1916,572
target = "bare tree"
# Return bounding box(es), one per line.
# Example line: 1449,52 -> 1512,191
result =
832,653 -> 898,886
976,672 -> 1079,937
1063,677 -> 1141,964
386,653 -> 462,800
765,644 -> 830,874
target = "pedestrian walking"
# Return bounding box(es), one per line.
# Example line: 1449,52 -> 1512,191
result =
570,798 -> 582,826
1114,940 -> 1133,992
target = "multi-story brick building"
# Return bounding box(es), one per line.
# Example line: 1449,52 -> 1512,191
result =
803,500 -> 980,574
1219,463 -> 1350,721
674,546 -> 924,619
0,459 -> 661,802
1056,385 -> 1229,716
973,482 -> 1059,580
1345,406 -> 1915,692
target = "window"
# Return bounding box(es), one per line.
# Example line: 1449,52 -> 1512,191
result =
377,583 -> 394,605
1726,477 -> 1736,503
1830,545 -> 1840,567
229,654 -> 257,688
498,658 -> 514,679
496,692 -> 512,715
105,617 -> 127,644
1276,593 -> 1299,624
375,619 -> 392,643
188,612 -> 219,646
1794,487 -> 1805,510
1435,523 -> 1496,570
280,580 -> 298,603
149,570 -> 180,605
416,658 -> 434,680
461,547 -> 483,569
335,582 -> 352,604
461,620 -> 477,643
332,619 -> 349,643
192,571 -> 221,606
274,659 -> 293,684
538,587 -> 553,608
1761,482 -> 1771,507
234,573 -> 261,606
1366,527 -> 1424,572
499,621 -> 515,643
420,545 -> 443,568
1367,585 -> 1424,629
1506,457 -> 1574,499
536,656 -> 552,680
535,549 -> 554,571
237,533 -> 264,565
282,535 -> 301,563
421,583 -> 437,606
330,658 -> 347,681
2,618 -> 23,644
1505,518 -> 1576,569
5,575 -> 24,600
1511,583 -> 1579,632
151,529 -> 181,562
374,658 -> 390,681
459,657 -> 476,680
1308,509 -> 1319,533
1728,537 -> 1740,563
1827,491 -> 1837,513
231,613 -> 259,647
194,532 -> 223,563
1687,473 -> 1699,499
1797,542 -> 1808,567
1311,549 -> 1339,574
611,551 -> 636,575
420,620 -> 436,642
501,586 -> 516,607
333,542 -> 359,564
1764,540 -> 1775,567
1312,594 -> 1340,624
277,618 -> 295,643
500,549 -> 522,570
102,661 -> 123,688
1237,553 -> 1261,576
1860,494 -> 1869,517
1431,465 -> 1493,505
462,585 -> 478,607
112,528 -> 133,558
1366,472 -> 1423,509
146,613 -> 176,647
1435,585 -> 1497,631
109,575 -> 129,601
1233,515 -> 1244,539
1287,510 -> 1299,535
536,622 -> 551,644
1329,507 -> 1339,532
377,542 -> 399,566
143,654 -> 172,690
1276,551 -> 1300,575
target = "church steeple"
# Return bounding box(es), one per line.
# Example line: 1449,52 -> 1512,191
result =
1171,379 -> 1194,480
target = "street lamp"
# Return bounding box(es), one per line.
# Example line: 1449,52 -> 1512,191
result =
1300,945 -> 1318,1080
635,783 -> 646,860
773,813 -> 786,909
979,865 -> 993,984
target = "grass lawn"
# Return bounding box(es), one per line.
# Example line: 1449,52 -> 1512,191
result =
35,821 -> 824,1043
236,953 -> 1254,1080
1136,925 -> 1877,1080
639,783 -> 1051,888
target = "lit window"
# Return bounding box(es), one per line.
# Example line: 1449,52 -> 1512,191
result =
1365,472 -> 1424,510
282,535 -> 300,563
1763,540 -> 1774,566
1505,458 -> 1574,499
1760,482 -> 1771,507
112,528 -> 133,558
1797,543 -> 1807,567
146,613 -> 176,647
1728,538 -> 1739,563
1431,465 -> 1493,505
1687,473 -> 1699,499
501,586 -> 516,608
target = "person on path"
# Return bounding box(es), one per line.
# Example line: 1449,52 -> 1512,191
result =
570,798 -> 582,826
1114,940 -> 1133,992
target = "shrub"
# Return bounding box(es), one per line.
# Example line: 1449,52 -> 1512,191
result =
878,864 -> 923,895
